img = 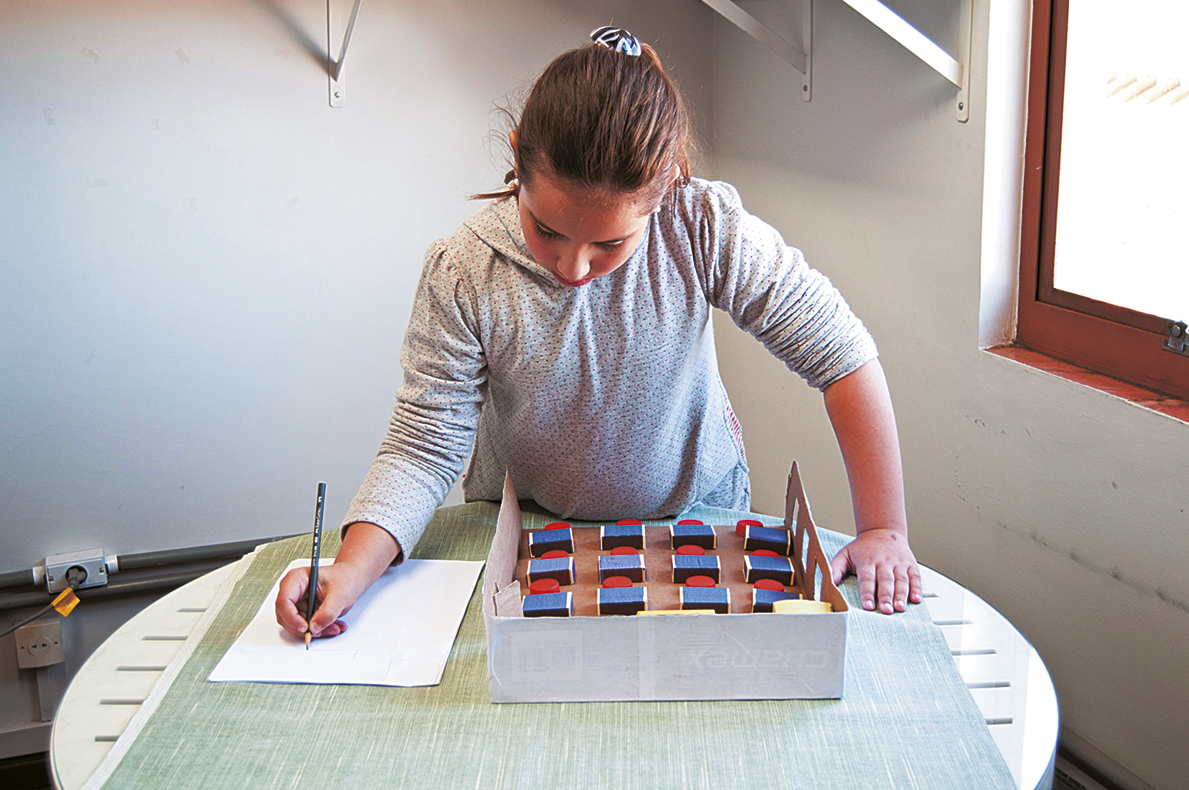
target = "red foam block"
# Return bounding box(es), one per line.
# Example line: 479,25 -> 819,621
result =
529,578 -> 561,594
736,519 -> 763,537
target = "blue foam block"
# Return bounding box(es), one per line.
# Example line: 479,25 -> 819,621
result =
527,557 -> 575,585
522,591 -> 573,618
597,586 -> 648,616
743,525 -> 791,555
743,555 -> 794,585
669,523 -> 717,549
528,528 -> 574,557
679,586 -> 731,614
671,554 -> 721,583
598,554 -> 646,582
600,524 -> 645,550
751,588 -> 801,613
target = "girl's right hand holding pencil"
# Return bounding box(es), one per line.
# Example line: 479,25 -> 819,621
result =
275,522 -> 401,641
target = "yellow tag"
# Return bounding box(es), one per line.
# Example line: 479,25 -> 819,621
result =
773,599 -> 833,614
636,609 -> 715,616
52,588 -> 80,617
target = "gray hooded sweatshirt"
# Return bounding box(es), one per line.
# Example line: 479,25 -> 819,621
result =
342,178 -> 877,557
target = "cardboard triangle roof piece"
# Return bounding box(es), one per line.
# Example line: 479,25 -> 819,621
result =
785,461 -> 848,614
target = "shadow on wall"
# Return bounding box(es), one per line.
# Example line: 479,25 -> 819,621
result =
248,0 -> 330,73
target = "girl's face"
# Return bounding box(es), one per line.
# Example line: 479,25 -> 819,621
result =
517,173 -> 653,288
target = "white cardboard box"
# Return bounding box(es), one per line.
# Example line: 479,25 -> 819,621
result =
481,462 -> 848,702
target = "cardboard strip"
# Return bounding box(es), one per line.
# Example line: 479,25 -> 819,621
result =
483,471 -> 523,618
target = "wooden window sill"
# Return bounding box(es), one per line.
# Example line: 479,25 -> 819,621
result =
986,346 -> 1189,423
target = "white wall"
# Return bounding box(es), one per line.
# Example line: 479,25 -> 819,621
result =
710,2 -> 1187,789
0,0 -> 713,746
0,0 -> 713,570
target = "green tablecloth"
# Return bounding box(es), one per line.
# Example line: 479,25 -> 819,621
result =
91,502 -> 1015,789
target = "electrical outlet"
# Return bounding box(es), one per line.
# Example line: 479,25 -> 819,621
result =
15,621 -> 65,669
45,548 -> 107,593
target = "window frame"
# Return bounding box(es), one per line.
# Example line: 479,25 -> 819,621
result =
1017,0 -> 1189,401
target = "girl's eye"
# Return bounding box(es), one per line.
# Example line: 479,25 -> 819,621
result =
533,220 -> 625,250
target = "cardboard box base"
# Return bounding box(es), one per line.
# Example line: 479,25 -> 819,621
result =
481,462 -> 847,702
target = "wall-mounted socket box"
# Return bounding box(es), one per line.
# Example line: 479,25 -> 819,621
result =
45,548 -> 107,593
15,620 -> 65,669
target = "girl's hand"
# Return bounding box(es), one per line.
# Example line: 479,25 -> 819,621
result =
275,521 -> 402,641
275,562 -> 366,640
829,528 -> 922,614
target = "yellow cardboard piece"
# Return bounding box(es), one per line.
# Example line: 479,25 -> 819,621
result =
52,588 -> 80,617
773,599 -> 832,614
636,609 -> 715,616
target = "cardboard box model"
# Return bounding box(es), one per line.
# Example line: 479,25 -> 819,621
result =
481,461 -> 848,703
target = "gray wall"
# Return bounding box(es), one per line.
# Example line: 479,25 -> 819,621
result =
710,2 -> 1187,789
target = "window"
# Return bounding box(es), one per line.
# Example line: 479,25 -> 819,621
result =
1018,0 -> 1189,401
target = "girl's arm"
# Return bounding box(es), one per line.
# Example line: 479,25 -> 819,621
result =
822,359 -> 923,614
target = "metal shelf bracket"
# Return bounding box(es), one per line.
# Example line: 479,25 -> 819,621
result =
702,0 -> 971,120
840,0 -> 973,121
700,0 -> 813,102
327,0 -> 362,108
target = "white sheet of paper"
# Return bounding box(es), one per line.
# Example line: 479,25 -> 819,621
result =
208,558 -> 484,687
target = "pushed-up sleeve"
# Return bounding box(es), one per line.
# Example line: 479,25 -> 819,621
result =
691,182 -> 877,390
341,240 -> 487,558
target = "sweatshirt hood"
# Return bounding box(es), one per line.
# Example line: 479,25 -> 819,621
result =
463,196 -> 548,277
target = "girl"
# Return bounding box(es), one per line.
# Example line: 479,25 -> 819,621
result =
277,27 -> 921,640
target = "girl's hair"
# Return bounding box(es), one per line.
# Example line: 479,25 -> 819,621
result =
476,38 -> 694,208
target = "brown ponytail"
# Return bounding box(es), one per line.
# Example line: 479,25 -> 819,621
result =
475,39 -> 694,208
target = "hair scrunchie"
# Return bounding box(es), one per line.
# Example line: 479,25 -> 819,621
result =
590,26 -> 642,56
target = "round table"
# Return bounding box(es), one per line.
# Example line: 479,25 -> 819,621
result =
51,558 -> 1057,790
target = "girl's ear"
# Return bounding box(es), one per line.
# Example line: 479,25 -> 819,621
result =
650,165 -> 684,213
508,130 -> 518,155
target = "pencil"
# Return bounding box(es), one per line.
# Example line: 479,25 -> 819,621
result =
305,482 -> 326,650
